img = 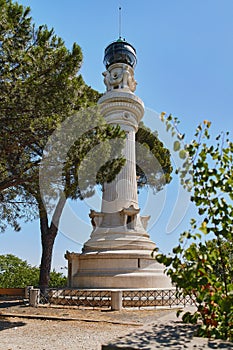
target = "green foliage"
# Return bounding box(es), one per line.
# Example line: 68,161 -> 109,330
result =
48,269 -> 67,288
0,254 -> 66,288
156,114 -> 233,341
0,254 -> 39,287
0,0 -> 130,289
136,122 -> 173,192
0,0 -> 100,231
62,119 -> 126,200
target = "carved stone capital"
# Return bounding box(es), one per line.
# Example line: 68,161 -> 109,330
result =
98,92 -> 144,131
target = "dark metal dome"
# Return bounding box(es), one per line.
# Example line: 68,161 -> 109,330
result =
103,38 -> 137,69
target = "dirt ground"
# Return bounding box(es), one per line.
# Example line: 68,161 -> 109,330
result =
1,299 -> 233,350
0,299 -> 173,350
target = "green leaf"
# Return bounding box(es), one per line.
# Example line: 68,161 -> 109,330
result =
172,245 -> 183,254
179,149 -> 187,159
173,140 -> 181,152
199,221 -> 208,235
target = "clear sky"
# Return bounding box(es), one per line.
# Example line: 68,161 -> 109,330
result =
1,0 -> 233,272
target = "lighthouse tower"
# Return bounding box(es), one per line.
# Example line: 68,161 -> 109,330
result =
66,39 -> 171,289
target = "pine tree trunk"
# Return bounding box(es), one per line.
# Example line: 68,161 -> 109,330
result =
39,226 -> 56,293
38,196 -> 66,293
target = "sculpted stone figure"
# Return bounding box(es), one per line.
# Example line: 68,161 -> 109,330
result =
103,63 -> 137,92
102,70 -> 111,91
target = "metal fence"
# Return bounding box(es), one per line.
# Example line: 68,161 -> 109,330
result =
42,289 -> 112,308
38,288 -> 195,309
122,289 -> 194,308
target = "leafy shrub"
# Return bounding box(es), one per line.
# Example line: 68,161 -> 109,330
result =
0,254 -> 67,288
156,116 -> 233,341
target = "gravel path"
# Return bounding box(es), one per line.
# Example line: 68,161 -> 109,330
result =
0,316 -> 134,350
0,300 -> 171,350
1,300 -> 233,350
103,318 -> 233,349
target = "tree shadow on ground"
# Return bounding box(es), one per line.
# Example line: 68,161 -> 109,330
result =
0,317 -> 26,331
102,321 -> 233,350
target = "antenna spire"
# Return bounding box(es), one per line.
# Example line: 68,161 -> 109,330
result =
118,6 -> 122,39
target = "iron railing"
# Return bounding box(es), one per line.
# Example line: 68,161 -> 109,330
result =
122,289 -> 194,308
40,288 -> 111,308
39,288 -> 195,309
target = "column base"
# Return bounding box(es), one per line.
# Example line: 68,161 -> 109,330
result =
65,250 -> 172,289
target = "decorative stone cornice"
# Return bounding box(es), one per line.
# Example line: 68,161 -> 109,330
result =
99,90 -> 144,110
98,92 -> 144,130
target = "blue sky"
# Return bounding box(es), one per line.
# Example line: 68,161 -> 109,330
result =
1,0 -> 233,271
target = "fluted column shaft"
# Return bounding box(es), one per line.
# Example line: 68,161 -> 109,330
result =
101,128 -> 138,213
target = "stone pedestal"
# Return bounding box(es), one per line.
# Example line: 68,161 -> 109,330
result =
65,251 -> 171,289
111,290 -> 122,310
29,288 -> 40,307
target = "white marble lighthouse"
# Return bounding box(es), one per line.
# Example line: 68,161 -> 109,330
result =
66,39 -> 171,289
